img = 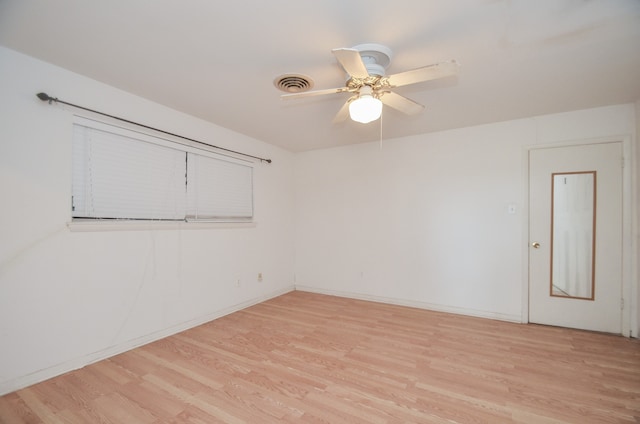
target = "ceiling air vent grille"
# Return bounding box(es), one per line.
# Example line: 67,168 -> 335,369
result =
274,74 -> 314,93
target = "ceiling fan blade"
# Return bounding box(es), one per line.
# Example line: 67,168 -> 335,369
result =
379,91 -> 425,115
385,60 -> 459,88
332,96 -> 356,124
281,86 -> 350,100
332,48 -> 369,79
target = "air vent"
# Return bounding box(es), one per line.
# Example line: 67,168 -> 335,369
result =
274,74 -> 314,93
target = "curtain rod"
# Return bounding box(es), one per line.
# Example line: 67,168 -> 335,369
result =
36,92 -> 272,164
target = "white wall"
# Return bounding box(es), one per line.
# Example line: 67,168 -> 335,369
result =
294,104 -> 637,327
0,47 -> 295,395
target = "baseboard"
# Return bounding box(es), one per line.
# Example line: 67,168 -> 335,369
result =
294,285 -> 522,323
0,286 -> 294,396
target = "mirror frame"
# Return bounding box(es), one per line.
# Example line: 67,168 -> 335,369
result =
549,171 -> 597,300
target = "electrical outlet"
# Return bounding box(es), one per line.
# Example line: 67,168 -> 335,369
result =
257,273 -> 263,282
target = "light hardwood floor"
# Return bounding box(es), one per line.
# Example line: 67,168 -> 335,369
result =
1,291 -> 639,423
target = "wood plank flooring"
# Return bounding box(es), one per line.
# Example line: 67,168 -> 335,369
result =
1,291 -> 639,423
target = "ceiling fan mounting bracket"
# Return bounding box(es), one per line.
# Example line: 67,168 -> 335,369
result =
352,44 -> 393,69
342,43 -> 393,78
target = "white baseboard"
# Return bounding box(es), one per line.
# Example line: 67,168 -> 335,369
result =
0,286 -> 294,396
294,285 -> 522,323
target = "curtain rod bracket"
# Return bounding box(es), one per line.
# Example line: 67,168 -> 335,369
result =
36,92 -> 272,163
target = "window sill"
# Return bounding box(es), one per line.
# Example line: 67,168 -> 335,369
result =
67,219 -> 256,232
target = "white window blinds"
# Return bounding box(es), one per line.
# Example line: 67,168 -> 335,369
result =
186,153 -> 253,220
72,118 -> 253,222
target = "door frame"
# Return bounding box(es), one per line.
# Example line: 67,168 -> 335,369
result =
523,135 -> 636,337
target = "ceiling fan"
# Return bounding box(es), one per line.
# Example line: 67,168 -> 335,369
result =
281,44 -> 459,124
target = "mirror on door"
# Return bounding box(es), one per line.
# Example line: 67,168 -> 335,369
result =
550,171 -> 596,300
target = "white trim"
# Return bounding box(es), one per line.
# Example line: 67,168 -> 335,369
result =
622,135 -> 637,338
526,134 -> 632,151
520,144 -> 530,324
0,286 -> 294,396
294,285 -> 522,323
68,220 -> 257,232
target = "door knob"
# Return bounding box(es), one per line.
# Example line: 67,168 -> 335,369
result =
531,242 -> 541,249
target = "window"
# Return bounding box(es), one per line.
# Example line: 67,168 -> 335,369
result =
72,117 -> 253,223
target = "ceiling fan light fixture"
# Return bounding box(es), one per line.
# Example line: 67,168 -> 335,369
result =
349,86 -> 382,124
282,44 -> 458,125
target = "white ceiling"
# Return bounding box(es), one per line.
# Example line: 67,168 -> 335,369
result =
1,0 -> 639,152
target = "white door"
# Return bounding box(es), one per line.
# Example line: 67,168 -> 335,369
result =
529,142 -> 623,334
